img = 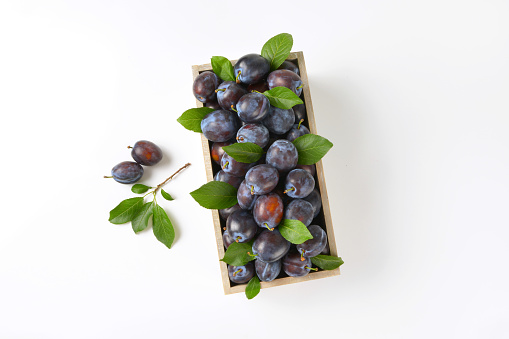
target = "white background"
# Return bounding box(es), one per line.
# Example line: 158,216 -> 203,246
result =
1,1 -> 508,338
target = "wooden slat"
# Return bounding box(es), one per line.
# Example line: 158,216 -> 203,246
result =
192,52 -> 340,295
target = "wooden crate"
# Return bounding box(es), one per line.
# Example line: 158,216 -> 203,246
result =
192,51 -> 340,295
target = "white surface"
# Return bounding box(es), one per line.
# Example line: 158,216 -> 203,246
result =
1,0 -> 508,338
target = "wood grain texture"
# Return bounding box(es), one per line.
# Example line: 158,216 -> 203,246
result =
192,52 -> 340,295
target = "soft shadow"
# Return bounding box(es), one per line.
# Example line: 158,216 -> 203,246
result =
309,75 -> 388,281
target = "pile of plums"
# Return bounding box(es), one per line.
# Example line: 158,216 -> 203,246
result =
193,54 -> 329,285
108,140 -> 163,184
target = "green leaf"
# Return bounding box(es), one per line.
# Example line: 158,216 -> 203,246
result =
131,202 -> 154,233
263,87 -> 303,109
261,33 -> 293,71
292,134 -> 334,165
220,241 -> 255,266
152,204 -> 175,249
109,197 -> 144,224
278,219 -> 313,244
131,184 -> 151,194
190,181 -> 238,209
245,276 -> 261,299
222,142 -> 264,163
310,255 -> 344,270
160,189 -> 174,201
177,107 -> 214,133
211,56 -> 235,81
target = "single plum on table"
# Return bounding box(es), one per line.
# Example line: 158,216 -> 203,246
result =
130,140 -> 163,166
109,161 -> 144,184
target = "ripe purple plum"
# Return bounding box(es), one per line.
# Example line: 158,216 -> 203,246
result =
222,229 -> 235,249
283,251 -> 314,277
303,188 -> 322,218
130,140 -> 163,166
293,103 -> 306,122
296,164 -> 316,177
216,81 -> 248,111
284,199 -> 315,227
245,164 -> 279,195
193,71 -> 221,103
263,106 -> 295,135
236,123 -> 270,148
253,193 -> 284,230
220,152 -> 255,177
267,69 -> 303,96
286,121 -> 310,142
237,180 -> 258,210
236,92 -> 270,123
296,225 -> 328,259
228,262 -> 255,284
201,110 -> 239,142
233,54 -> 270,85
226,210 -> 258,243
252,229 -> 290,263
277,60 -> 300,75
266,139 -> 298,172
214,170 -> 243,189
284,169 -> 315,198
219,203 -> 242,221
110,161 -> 144,184
255,259 -> 281,282
210,141 -> 233,165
